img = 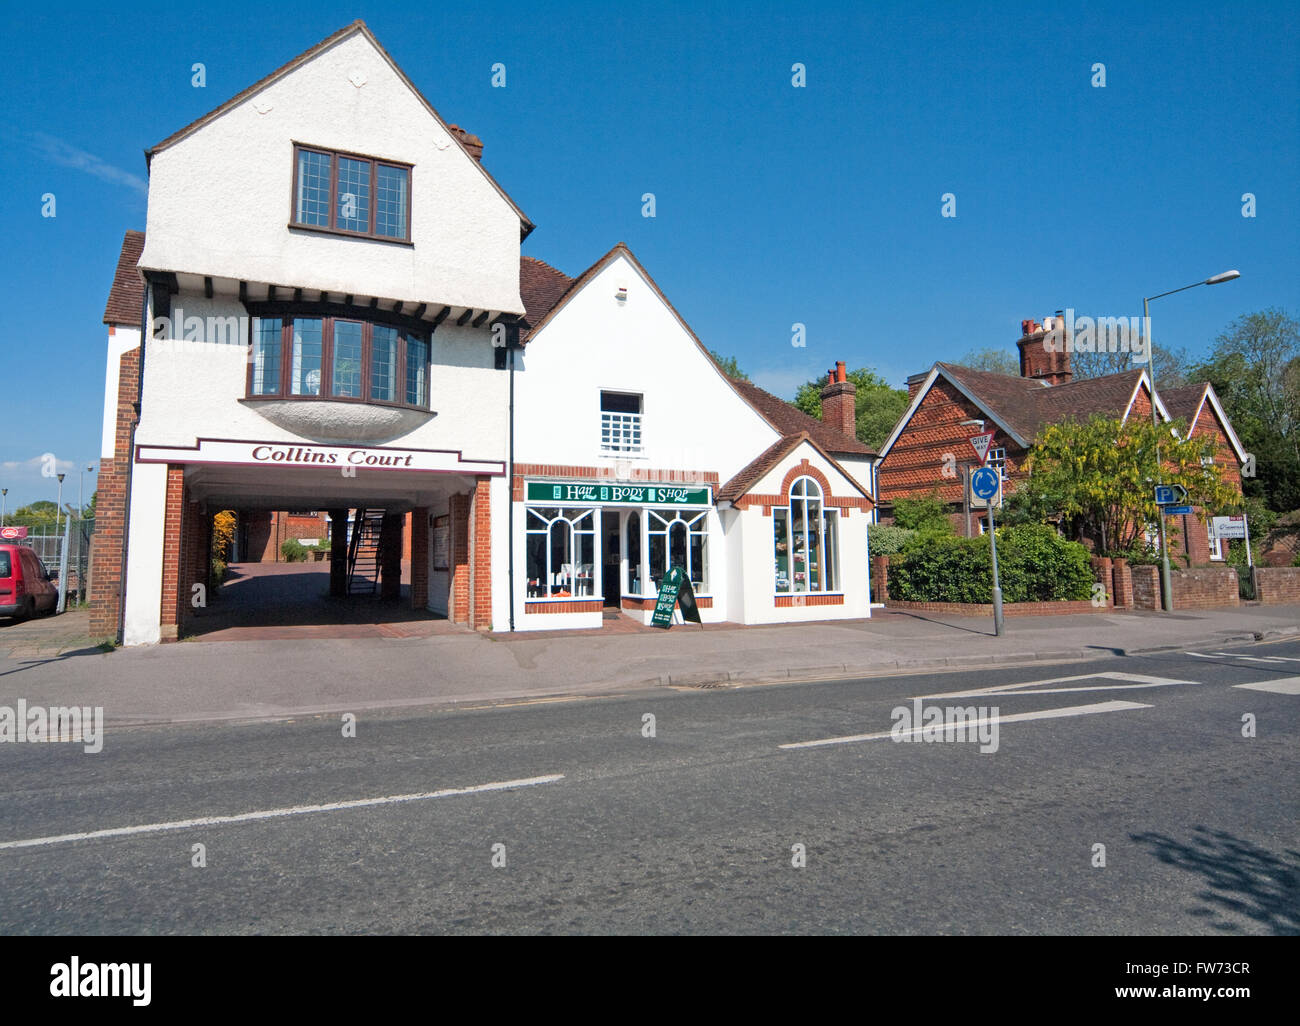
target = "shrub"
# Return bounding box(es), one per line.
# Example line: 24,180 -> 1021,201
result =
868,525 -> 914,558
887,524 -> 1092,603
280,538 -> 308,562
891,493 -> 952,533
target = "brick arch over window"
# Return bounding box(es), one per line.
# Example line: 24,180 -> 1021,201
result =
735,458 -> 873,515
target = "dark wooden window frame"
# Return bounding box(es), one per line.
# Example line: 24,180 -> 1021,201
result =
243,307 -> 431,412
289,143 -> 413,244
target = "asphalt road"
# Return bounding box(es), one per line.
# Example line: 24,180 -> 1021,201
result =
1,640 -> 1297,935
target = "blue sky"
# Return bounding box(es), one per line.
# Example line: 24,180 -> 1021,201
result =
1,0 -> 1296,508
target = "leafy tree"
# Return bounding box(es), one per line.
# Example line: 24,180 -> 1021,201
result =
957,347 -> 1019,375
792,367 -> 909,450
1024,414 -> 1242,554
85,490 -> 98,519
1188,308 -> 1300,511
709,351 -> 748,380
12,501 -> 59,523
1067,338 -> 1193,385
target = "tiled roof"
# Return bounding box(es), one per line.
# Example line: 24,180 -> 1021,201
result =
728,378 -> 875,456
718,434 -> 810,502
519,255 -> 574,332
938,363 -> 1147,445
1160,382 -> 1210,425
103,230 -> 146,325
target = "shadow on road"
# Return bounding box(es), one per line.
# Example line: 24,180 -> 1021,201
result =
1130,825 -> 1300,935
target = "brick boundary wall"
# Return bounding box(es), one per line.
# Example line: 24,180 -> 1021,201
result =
1132,565 -> 1160,609
88,346 -> 141,638
1171,567 -> 1239,610
872,554 -> 889,603
1112,558 -> 1133,608
1091,556 -> 1113,605
889,599 -> 1109,617
1254,567 -> 1300,604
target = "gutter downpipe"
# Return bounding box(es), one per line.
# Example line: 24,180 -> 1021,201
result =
507,333 -> 517,631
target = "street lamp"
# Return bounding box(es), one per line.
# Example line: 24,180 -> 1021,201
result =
79,464 -> 95,521
1145,269 -> 1241,611
56,472 -> 66,538
0,488 -> 6,528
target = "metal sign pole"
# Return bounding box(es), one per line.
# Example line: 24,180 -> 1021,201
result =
987,502 -> 1003,636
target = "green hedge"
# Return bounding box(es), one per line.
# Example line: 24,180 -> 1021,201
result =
888,524 -> 1093,604
280,538 -> 308,562
867,525 -> 915,558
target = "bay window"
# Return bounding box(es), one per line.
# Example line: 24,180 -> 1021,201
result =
247,314 -> 429,409
647,508 -> 707,593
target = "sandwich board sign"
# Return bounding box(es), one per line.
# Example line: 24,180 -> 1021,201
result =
651,566 -> 702,628
968,432 -> 995,465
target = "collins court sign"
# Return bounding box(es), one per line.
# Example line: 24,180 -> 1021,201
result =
134,438 -> 504,476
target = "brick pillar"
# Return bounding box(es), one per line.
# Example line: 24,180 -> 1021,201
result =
1091,556 -> 1113,606
470,477 -> 493,630
872,554 -> 889,604
449,492 -> 471,624
1131,565 -> 1161,609
88,346 -> 141,639
1186,511 -> 1212,566
329,509 -> 349,598
159,465 -> 185,639
379,513 -> 403,601
411,506 -> 430,610
177,500 -> 209,635
1112,557 -> 1133,608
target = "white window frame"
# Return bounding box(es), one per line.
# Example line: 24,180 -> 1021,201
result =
774,476 -> 839,594
988,447 -> 1009,482
600,391 -> 644,456
645,508 -> 709,594
524,507 -> 598,600
1207,521 -> 1224,561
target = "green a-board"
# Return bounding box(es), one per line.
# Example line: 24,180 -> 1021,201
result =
651,566 -> 702,628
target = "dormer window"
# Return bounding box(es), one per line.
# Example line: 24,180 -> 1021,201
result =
291,144 -> 411,242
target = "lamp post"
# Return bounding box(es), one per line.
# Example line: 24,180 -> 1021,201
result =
1,488 -> 6,528
79,464 -> 95,521
56,473 -> 66,538
1145,269 -> 1240,611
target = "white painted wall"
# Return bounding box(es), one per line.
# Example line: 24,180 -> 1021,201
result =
133,292 -> 509,463
514,253 -> 781,481
729,442 -> 872,624
122,462 -> 168,646
101,327 -> 140,459
140,29 -> 523,315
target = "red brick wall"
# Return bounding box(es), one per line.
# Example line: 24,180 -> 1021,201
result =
1171,567 -> 1239,609
159,466 -> 185,636
1255,568 -> 1300,604
410,506 -> 429,609
1132,565 -> 1160,609
449,492 -> 470,624
889,599 -> 1107,616
89,346 -> 141,638
471,476 -> 492,630
878,378 -> 1024,505
1112,558 -> 1133,608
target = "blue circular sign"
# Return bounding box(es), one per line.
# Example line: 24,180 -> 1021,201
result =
971,466 -> 1000,500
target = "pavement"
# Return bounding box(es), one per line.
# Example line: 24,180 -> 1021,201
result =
1,599 -> 1296,728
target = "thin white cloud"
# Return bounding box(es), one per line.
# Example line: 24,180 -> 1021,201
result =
32,132 -> 147,195
1,455 -> 77,474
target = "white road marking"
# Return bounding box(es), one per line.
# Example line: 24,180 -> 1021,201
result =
0,774 -> 565,852
1218,655 -> 1295,663
779,700 -> 1151,750
1233,677 -> 1300,695
914,671 -> 1195,700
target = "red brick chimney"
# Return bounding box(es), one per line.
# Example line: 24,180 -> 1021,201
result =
906,371 -> 929,401
820,361 -> 857,440
447,124 -> 484,162
1016,314 -> 1072,386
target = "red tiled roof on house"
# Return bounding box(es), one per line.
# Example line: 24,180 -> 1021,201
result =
728,378 -> 875,456
718,431 -> 872,504
519,255 -> 574,331
1160,382 -> 1210,426
103,230 -> 146,326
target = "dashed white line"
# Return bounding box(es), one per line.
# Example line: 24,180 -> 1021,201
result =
779,700 -> 1152,750
0,774 -> 565,852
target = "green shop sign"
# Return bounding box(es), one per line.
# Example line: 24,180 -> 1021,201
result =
526,481 -> 712,506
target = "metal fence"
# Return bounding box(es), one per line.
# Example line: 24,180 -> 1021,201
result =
3,517 -> 97,611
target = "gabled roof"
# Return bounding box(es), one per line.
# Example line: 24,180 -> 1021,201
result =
521,241 -> 872,458
728,378 -> 875,456
878,363 -> 1167,460
519,255 -> 574,331
103,230 -> 146,325
718,431 -> 873,505
145,20 -> 533,240
1160,381 -> 1248,462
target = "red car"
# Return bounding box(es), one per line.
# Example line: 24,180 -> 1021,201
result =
0,543 -> 59,620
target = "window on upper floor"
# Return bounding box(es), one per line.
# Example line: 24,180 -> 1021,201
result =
988,447 -> 1009,481
248,315 -> 429,409
600,391 -> 643,454
292,145 -> 411,242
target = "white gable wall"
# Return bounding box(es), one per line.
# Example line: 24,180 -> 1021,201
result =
140,30 -> 523,314
515,254 -> 780,478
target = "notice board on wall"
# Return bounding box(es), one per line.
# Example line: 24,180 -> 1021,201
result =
432,515 -> 450,571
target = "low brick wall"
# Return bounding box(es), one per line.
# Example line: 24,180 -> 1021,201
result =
1130,564 -> 1240,610
1255,567 -> 1300,604
888,599 -> 1108,617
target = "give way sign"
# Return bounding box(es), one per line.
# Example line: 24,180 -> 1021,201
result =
968,432 -> 995,465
